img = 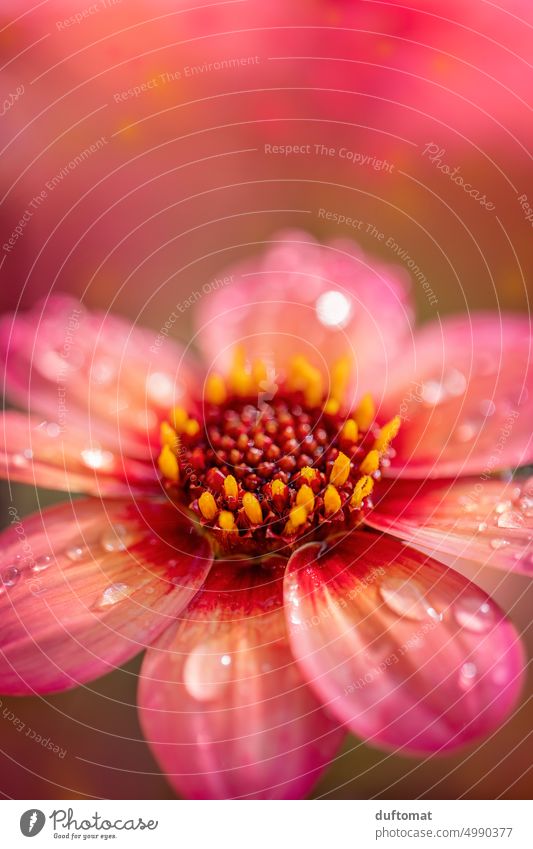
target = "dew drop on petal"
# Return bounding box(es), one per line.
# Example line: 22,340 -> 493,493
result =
459,661 -> 478,689
315,290 -> 352,329
479,399 -> 496,417
81,447 -> 114,471
1,565 -> 21,587
66,546 -> 86,561
183,644 -> 233,702
497,511 -> 525,529
96,582 -> 132,608
31,554 -> 53,573
454,597 -> 496,633
379,576 -> 433,621
101,524 -> 134,552
490,538 -> 510,550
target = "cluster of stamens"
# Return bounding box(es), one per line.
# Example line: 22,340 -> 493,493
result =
157,351 -> 400,555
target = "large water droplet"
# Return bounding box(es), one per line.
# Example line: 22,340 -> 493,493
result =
1,565 -> 21,587
497,511 -> 525,529
183,644 -> 233,702
101,524 -> 134,552
454,597 -> 495,633
96,582 -> 132,608
490,538 -> 510,550
379,576 -> 434,621
31,554 -> 53,573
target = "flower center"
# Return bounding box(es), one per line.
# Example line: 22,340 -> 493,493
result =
157,352 -> 400,555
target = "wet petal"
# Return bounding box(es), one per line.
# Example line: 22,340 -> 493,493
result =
0,412 -> 158,495
285,531 -> 524,754
139,560 -> 344,799
0,498 -> 212,694
0,296 -> 198,459
195,230 -> 413,396
384,315 -> 532,478
367,477 -> 533,576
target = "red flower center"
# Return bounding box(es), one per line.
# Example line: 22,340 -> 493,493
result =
157,352 -> 400,555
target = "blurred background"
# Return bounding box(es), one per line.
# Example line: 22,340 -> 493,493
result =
0,0 -> 531,800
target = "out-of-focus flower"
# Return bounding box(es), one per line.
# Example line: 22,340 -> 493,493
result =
0,232 -> 530,798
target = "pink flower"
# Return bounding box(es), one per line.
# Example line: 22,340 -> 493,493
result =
0,231 -> 530,799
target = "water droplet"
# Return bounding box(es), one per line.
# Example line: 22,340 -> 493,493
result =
444,369 -> 467,396
477,522 -> 488,532
146,371 -> 175,404
421,380 -> 446,406
497,511 -> 525,529
454,420 -> 479,443
490,538 -> 510,550
183,643 -> 233,701
81,447 -> 114,470
101,524 -> 134,552
31,554 -> 52,573
379,576 -> 433,621
459,661 -> 478,689
494,500 -> 512,514
1,565 -> 21,587
91,357 -> 116,385
96,582 -> 132,608
46,422 -> 61,438
479,399 -> 496,417
454,597 -> 495,633
66,546 -> 85,561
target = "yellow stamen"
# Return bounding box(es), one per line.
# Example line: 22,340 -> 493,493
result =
243,492 -> 262,524
185,418 -> 200,437
271,479 -> 286,496
324,484 -> 342,515
160,421 -> 178,450
205,373 -> 227,405
330,451 -> 351,486
355,393 -> 375,431
324,397 -> 340,415
341,418 -> 358,442
218,510 -> 236,531
360,449 -> 380,475
170,406 -> 188,433
300,466 -> 318,483
289,355 -> 323,407
287,505 -> 308,529
375,415 -> 401,452
350,475 -> 374,508
158,444 -> 179,482
331,355 -> 351,402
296,483 -> 314,512
229,346 -> 253,396
223,474 -> 238,499
198,491 -> 217,521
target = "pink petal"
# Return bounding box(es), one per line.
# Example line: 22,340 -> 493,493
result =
384,315 -> 532,478
285,531 -> 524,754
366,477 -> 533,576
195,231 -> 413,395
0,498 -> 212,695
139,560 -> 344,799
0,296 -> 198,459
0,412 -> 158,496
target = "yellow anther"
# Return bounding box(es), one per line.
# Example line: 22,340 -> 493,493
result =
160,421 -> 178,450
331,355 -> 351,402
375,415 -> 401,452
296,483 -> 314,513
229,346 -> 253,396
205,373 -> 227,405
355,393 -> 375,431
218,510 -> 236,531
289,355 -> 323,407
158,444 -> 179,482
330,451 -> 351,486
170,406 -> 188,433
198,491 -> 217,521
324,397 -> 340,416
272,479 -> 286,496
341,418 -> 358,442
324,484 -> 342,515
288,505 -> 308,529
300,466 -> 318,483
223,474 -> 238,499
252,358 -> 268,388
243,492 -> 263,524
360,449 -> 380,475
350,475 -> 374,508
185,418 -> 200,437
